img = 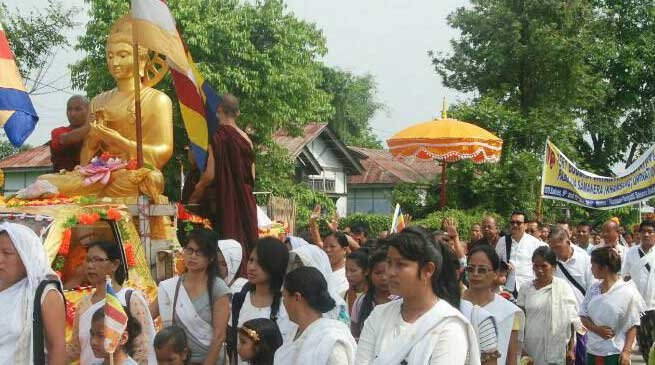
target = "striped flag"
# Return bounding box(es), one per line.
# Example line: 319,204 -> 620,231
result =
131,0 -> 220,171
390,203 -> 406,233
104,277 -> 128,354
0,21 -> 38,147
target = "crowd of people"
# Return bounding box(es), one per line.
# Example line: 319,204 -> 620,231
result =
1,207 -> 655,365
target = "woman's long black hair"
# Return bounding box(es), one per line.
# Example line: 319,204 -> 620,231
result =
383,226 -> 461,308
246,237 -> 289,319
185,228 -> 221,319
355,250 -> 387,336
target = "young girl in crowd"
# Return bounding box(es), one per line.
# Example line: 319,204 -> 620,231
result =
89,306 -> 142,365
344,249 -> 369,315
156,228 -> 231,365
238,318 -> 283,365
0,222 -> 66,365
580,247 -> 645,365
518,246 -> 579,365
324,232 -> 351,297
350,250 -> 392,340
274,266 -> 357,364
217,239 -> 249,293
154,326 -> 190,365
229,237 -> 294,364
355,227 -> 480,364
69,241 -> 156,365
464,244 -> 524,365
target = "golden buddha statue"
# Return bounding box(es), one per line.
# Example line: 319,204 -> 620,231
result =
39,15 -> 173,202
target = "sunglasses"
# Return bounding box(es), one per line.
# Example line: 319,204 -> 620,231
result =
465,265 -> 492,275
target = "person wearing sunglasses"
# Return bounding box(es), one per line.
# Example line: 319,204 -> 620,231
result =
495,211 -> 547,296
464,244 -> 524,365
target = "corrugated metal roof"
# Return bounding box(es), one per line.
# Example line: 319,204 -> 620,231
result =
0,144 -> 52,170
348,146 -> 441,185
273,123 -> 328,157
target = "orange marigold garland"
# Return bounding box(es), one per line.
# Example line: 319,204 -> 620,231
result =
123,242 -> 136,267
106,207 -> 122,221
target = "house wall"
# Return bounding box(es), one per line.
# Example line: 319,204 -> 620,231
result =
3,169 -> 51,194
347,187 -> 393,215
305,137 -> 347,195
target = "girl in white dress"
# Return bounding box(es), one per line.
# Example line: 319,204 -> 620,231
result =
518,246 -> 579,365
355,227 -> 480,365
464,244 -> 524,365
580,246 -> 645,365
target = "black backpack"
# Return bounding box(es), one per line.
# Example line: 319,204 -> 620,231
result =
33,277 -> 65,364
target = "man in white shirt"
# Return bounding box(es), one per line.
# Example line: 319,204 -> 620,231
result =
548,225 -> 595,365
594,220 -> 626,260
495,211 -> 547,294
628,220 -> 655,363
623,221 -> 654,280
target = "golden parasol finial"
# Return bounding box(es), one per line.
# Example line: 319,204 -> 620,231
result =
441,97 -> 447,119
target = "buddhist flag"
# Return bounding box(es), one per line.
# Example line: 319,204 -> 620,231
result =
390,203 -> 406,233
131,0 -> 220,171
104,277 -> 128,354
0,21 -> 38,147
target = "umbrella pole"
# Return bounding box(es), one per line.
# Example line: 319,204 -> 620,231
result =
440,161 -> 447,210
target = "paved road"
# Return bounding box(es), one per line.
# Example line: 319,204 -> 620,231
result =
632,348 -> 646,365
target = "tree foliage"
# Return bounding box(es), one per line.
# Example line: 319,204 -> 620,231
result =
431,0 -> 655,218
320,66 -> 383,149
1,0 -> 78,94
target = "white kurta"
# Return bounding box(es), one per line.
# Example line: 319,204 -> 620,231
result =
273,318 -> 356,365
496,234 -> 547,292
355,299 -> 480,365
518,278 -> 579,365
484,295 -> 524,365
554,244 -> 596,305
579,280 -> 645,356
332,267 -> 349,298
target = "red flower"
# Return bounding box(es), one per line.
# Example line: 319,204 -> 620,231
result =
124,242 -> 136,267
107,207 -> 122,221
100,152 -> 112,162
126,159 -> 138,170
58,229 -> 71,255
65,299 -> 76,326
78,212 -> 101,225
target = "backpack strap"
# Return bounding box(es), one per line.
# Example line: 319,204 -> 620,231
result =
557,262 -> 586,296
638,248 -> 652,273
505,234 -> 513,262
33,278 -> 64,364
227,283 -> 251,362
172,276 -> 183,325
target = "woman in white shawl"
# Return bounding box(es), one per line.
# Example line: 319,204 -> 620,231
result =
464,244 -> 524,365
68,240 -> 157,365
218,239 -> 248,293
580,246 -> 645,365
518,247 -> 579,365
356,227 -> 480,365
0,221 -> 65,365
274,266 -> 357,364
288,243 -> 350,325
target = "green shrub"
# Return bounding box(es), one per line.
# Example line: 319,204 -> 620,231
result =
339,213 -> 393,238
413,209 -> 505,242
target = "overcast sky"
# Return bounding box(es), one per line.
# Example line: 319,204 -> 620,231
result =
4,0 -> 469,147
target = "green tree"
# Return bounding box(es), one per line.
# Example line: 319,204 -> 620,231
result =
320,66 -> 383,148
71,0 -> 334,201
1,0 -> 78,95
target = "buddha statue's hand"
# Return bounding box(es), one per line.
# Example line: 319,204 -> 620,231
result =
92,123 -> 130,150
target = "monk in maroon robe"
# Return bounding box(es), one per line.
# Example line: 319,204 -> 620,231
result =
189,93 -> 258,274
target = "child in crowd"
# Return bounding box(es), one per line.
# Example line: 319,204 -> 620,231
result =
154,326 -> 190,365
344,249 -> 369,315
89,306 -> 142,365
238,318 -> 283,365
350,250 -> 392,340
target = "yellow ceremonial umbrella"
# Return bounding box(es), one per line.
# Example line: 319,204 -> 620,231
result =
387,100 -> 503,209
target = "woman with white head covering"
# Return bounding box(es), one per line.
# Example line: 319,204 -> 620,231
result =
218,239 -> 248,293
0,221 -> 66,365
285,236 -> 309,251
289,243 -> 350,325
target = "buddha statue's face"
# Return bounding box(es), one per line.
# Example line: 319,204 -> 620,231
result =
106,40 -> 146,81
